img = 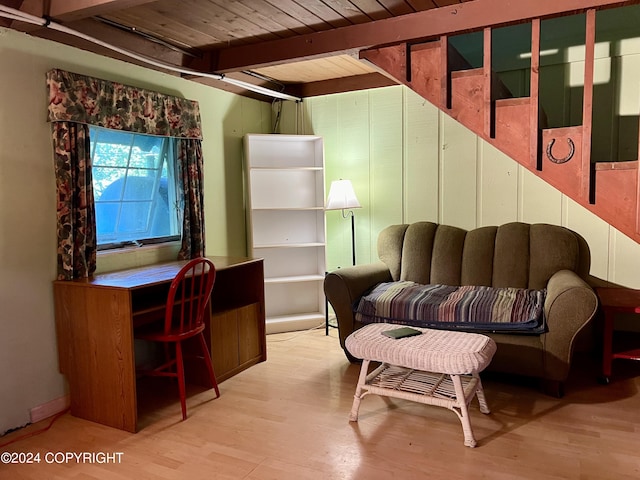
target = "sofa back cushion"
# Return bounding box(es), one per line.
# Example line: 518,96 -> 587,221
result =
492,222 -> 531,288
378,221 -> 590,289
461,225 -> 498,286
377,224 -> 409,281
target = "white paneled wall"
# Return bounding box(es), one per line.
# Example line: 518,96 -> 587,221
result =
281,84 -> 640,288
439,114 -> 478,231
403,89 -> 439,224
369,87 -> 404,260
477,142 -> 518,226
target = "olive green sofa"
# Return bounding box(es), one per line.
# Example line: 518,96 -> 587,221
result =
324,221 -> 598,396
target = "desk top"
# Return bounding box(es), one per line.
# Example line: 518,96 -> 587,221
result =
54,256 -> 262,290
596,287 -> 640,313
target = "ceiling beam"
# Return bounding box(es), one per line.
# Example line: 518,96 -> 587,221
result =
8,0 -> 157,25
27,17 -> 188,68
47,0 -> 157,22
4,1 -> 193,65
295,72 -> 398,98
0,0 -> 24,27
210,0 -> 639,73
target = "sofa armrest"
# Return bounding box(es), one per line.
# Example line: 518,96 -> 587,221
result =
542,269 -> 598,382
324,262 -> 392,351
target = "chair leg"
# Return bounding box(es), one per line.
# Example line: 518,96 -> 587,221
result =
198,332 -> 220,398
175,342 -> 187,421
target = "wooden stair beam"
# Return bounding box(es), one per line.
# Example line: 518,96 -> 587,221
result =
360,42 -> 444,108
582,9 -> 596,203
594,162 -> 638,240
494,98 -> 531,164
359,43 -> 409,85
494,98 -> 532,107
540,126 -> 584,201
450,68 -> 485,133
638,107 -> 640,233
451,69 -> 485,79
441,36 -> 450,109
411,42 -> 444,107
530,18 -> 541,171
594,161 -> 638,171
484,27 -> 493,138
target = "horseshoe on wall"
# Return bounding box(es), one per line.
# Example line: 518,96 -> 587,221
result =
546,138 -> 575,164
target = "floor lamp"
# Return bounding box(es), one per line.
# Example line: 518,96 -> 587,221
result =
325,179 -> 361,335
325,179 -> 361,266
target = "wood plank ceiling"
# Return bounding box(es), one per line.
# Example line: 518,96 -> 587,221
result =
1,0 -> 634,101
0,0 -> 470,100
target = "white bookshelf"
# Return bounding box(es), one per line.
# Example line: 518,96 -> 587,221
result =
243,134 -> 326,334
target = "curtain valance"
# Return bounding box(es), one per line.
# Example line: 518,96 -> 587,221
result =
46,69 -> 202,140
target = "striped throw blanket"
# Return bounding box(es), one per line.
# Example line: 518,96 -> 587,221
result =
354,281 -> 546,333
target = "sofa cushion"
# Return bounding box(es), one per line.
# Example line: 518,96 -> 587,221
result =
354,281 -> 546,333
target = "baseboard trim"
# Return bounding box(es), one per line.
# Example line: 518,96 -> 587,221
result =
266,316 -> 324,334
29,395 -> 69,423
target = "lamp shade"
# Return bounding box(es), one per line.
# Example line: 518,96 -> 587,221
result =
325,179 -> 361,210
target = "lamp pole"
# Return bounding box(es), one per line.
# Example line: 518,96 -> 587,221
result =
345,209 -> 356,266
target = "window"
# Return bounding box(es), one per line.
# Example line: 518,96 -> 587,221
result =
90,126 -> 181,249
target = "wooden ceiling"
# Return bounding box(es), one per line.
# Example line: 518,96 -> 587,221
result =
1,0 -> 635,101
0,0 -> 472,100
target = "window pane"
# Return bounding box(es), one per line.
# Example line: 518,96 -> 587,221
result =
93,167 -> 124,200
117,201 -> 152,237
130,136 -> 164,169
95,203 -> 119,239
122,173 -> 156,201
133,135 -> 164,154
90,126 -> 180,247
92,130 -> 134,167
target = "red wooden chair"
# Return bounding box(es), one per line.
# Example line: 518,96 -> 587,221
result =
136,257 -> 220,420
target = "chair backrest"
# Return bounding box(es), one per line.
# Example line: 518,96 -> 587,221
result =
164,257 -> 216,335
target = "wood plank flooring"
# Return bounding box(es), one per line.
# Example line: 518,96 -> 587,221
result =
1,328 -> 640,479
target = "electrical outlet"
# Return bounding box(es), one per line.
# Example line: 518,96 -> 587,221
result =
29,395 -> 69,424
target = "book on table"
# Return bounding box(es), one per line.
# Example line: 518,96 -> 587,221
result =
381,326 -> 423,339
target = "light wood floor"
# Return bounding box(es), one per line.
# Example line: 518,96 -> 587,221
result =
2,328 -> 640,479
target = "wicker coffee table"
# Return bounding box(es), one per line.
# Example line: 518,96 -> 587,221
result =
345,323 -> 497,447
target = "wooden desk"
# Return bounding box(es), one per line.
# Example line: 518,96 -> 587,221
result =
595,287 -> 640,384
53,256 -> 265,432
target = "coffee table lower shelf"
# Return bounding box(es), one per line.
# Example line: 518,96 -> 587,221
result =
349,361 -> 489,447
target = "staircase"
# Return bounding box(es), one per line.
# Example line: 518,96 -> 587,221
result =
361,9 -> 640,245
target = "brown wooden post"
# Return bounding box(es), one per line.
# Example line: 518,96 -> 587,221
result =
582,8 -> 596,202
406,42 -> 412,83
441,35 -> 451,109
483,27 -> 493,138
530,18 -> 541,170
637,107 -> 640,233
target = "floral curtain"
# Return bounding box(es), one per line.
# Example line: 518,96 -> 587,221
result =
177,139 -> 206,259
46,69 -> 206,279
52,122 -> 96,280
47,69 -> 202,138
